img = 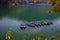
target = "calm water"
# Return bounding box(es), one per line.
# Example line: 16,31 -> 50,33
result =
0,4 -> 60,40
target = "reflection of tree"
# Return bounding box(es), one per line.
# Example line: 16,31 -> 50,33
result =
6,28 -> 14,40
33,0 -> 38,3
48,0 -> 60,6
49,36 -> 55,40
56,36 -> 60,40
47,0 -> 60,13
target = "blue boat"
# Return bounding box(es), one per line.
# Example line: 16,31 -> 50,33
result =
44,20 -> 53,25
19,24 -> 27,30
34,21 -> 41,26
19,20 -> 53,30
26,22 -> 35,27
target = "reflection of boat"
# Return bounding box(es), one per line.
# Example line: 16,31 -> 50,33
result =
19,20 -> 53,30
19,24 -> 27,30
34,21 -> 41,27
44,20 -> 53,25
26,22 -> 36,27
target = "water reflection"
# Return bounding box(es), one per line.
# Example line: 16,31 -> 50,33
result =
0,17 -> 60,40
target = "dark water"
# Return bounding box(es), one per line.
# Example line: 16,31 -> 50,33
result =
0,4 -> 60,40
0,4 -> 60,21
